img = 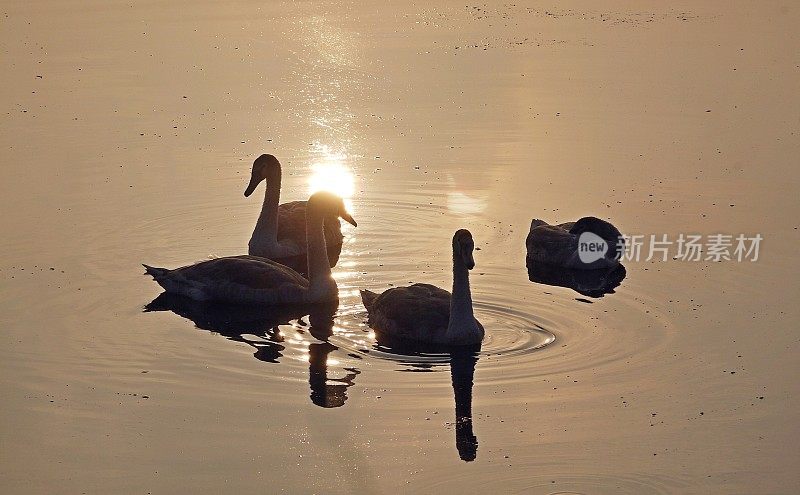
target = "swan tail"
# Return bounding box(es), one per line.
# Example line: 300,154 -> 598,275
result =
360,290 -> 379,312
143,293 -> 172,312
530,219 -> 548,230
142,264 -> 169,280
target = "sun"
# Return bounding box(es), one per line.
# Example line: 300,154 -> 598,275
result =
307,144 -> 356,210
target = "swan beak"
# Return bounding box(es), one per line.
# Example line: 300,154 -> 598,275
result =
340,211 -> 357,227
464,252 -> 475,270
244,175 -> 262,197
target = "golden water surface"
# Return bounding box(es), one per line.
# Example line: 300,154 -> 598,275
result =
1,1 -> 798,493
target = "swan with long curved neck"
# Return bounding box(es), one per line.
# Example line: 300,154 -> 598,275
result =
360,229 -> 484,346
142,191 -> 356,305
244,154 -> 344,273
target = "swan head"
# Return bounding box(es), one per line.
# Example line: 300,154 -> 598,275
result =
453,229 -> 475,270
244,154 -> 281,197
307,191 -> 357,227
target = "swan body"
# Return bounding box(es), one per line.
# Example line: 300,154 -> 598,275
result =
360,229 -> 484,346
526,216 -> 623,270
143,191 -> 356,305
143,255 -> 311,304
245,154 -> 344,273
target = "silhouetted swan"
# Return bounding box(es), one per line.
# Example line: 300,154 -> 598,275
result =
244,154 -> 345,274
360,229 -> 484,345
526,217 -> 623,270
143,191 -> 356,305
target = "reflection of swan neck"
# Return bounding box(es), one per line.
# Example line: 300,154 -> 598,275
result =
451,351 -> 478,461
306,208 -> 334,295
308,342 -> 334,407
451,354 -> 474,419
448,253 -> 475,335
253,170 -> 281,245
308,342 -> 359,408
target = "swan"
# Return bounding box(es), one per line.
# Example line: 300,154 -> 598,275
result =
143,191 -> 356,305
526,216 -> 623,270
360,229 -> 484,346
244,154 -> 345,273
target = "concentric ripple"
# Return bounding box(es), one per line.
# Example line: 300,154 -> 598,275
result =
327,301 -> 555,369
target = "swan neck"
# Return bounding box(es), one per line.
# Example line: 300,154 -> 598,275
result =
252,174 -> 281,244
306,209 -> 334,292
448,255 -> 475,329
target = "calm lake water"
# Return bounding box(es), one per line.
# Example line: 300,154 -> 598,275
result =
1,1 -> 798,493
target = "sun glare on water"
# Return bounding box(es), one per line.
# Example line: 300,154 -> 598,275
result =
307,144 -> 356,212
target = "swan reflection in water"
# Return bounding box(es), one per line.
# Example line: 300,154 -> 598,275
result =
375,335 -> 481,462
144,293 -> 360,408
449,346 -> 480,461
307,341 -> 360,408
527,262 -> 627,298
